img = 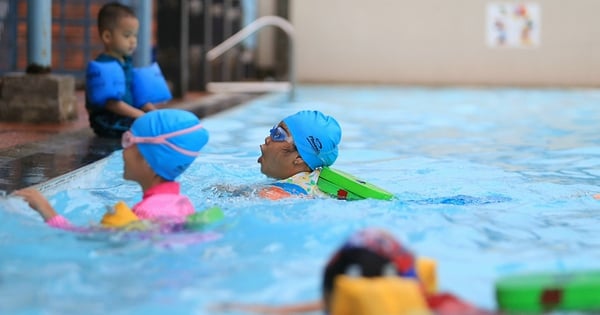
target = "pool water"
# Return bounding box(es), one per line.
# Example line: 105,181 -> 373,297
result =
1,85 -> 600,314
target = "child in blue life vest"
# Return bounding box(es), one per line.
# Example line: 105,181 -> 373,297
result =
86,2 -> 171,138
257,110 -> 342,200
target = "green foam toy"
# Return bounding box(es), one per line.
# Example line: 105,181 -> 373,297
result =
496,270 -> 600,313
185,206 -> 225,230
317,167 -> 394,201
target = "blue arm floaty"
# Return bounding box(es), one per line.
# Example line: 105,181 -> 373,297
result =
85,60 -> 126,106
132,62 -> 172,108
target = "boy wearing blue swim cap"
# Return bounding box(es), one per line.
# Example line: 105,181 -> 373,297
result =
258,110 -> 342,199
85,2 -> 159,138
15,109 -> 209,230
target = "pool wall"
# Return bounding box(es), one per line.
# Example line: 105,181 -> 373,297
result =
291,0 -> 600,87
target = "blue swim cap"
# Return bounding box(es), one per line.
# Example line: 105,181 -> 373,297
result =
283,110 -> 341,170
130,109 -> 209,180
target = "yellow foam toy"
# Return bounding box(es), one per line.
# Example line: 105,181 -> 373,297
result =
100,201 -> 140,228
416,257 -> 438,295
330,275 -> 432,315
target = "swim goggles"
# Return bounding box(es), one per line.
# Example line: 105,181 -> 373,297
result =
121,123 -> 204,157
269,125 -> 293,143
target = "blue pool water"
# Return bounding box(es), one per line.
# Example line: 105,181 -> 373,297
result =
2,86 -> 600,314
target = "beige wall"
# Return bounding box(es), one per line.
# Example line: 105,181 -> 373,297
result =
290,0 -> 600,87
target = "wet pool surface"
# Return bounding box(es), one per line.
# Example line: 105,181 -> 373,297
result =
0,93 -> 258,193
0,131 -> 121,192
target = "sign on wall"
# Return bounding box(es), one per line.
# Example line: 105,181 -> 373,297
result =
486,2 -> 541,48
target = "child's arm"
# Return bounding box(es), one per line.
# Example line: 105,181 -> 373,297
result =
13,188 -> 58,221
14,188 -> 91,231
211,300 -> 323,314
105,100 -> 146,118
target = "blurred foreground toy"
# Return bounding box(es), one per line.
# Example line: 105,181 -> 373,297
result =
496,270 -> 600,313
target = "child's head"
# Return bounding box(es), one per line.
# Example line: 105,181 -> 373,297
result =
97,2 -> 138,58
259,110 -> 341,179
121,109 -> 209,182
321,228 -> 417,312
283,110 -> 341,170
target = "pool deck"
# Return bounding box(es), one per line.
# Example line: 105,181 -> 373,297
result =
0,91 -> 257,193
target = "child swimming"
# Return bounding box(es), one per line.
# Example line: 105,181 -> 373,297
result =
14,109 -> 209,230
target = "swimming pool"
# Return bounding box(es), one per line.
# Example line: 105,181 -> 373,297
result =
1,85 -> 600,314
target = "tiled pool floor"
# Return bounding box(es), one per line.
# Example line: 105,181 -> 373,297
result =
0,91 -> 256,193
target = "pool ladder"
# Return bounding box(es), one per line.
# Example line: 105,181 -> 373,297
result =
205,15 -> 295,101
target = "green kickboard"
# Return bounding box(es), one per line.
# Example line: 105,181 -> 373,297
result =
496,270 -> 600,313
185,206 -> 224,230
317,167 -> 393,201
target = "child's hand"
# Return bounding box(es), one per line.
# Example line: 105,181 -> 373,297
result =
141,102 -> 157,112
12,188 -> 58,221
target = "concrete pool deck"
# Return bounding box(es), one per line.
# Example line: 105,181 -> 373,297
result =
0,91 -> 258,193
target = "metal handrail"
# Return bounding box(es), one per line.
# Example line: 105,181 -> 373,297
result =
206,15 -> 295,101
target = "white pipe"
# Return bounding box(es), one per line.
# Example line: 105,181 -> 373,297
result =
206,15 -> 294,61
206,15 -> 296,101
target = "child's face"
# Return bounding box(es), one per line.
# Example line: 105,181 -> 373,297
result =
102,16 -> 139,58
258,122 -> 300,179
122,143 -> 152,184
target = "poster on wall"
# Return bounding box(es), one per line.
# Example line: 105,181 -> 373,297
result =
486,2 -> 541,48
